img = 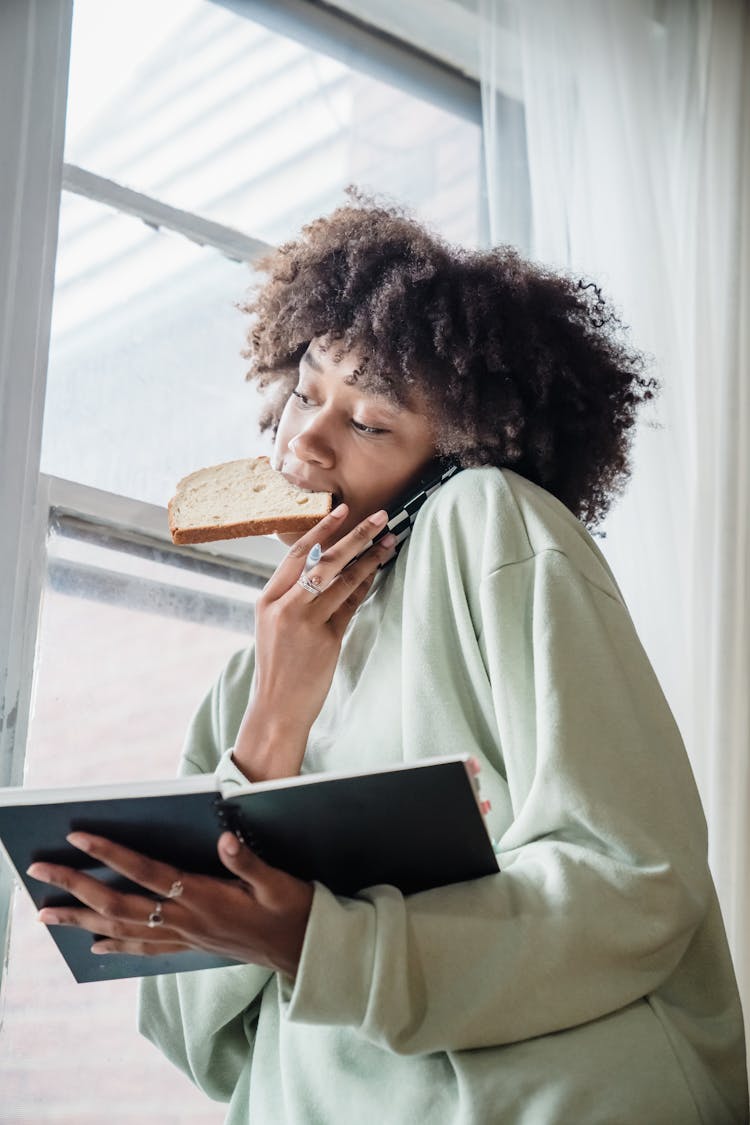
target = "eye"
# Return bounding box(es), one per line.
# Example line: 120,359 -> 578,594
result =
292,388 -> 388,435
352,420 -> 389,436
291,389 -> 315,408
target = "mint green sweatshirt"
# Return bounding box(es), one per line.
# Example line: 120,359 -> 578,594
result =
138,468 -> 748,1124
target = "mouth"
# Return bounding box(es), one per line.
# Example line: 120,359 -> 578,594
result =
281,468 -> 337,500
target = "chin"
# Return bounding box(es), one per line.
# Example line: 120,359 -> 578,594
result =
275,531 -> 304,547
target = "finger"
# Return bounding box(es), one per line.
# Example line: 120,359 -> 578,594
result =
310,535 -> 396,620
328,572 -> 379,639
307,509 -> 389,580
63,831 -> 186,899
217,833 -> 296,912
90,938 -> 190,957
28,860 -> 165,926
284,508 -> 391,603
292,511 -> 390,602
217,833 -> 276,893
38,904 -> 182,943
262,503 -> 349,599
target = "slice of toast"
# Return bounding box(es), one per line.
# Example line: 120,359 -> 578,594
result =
168,456 -> 332,544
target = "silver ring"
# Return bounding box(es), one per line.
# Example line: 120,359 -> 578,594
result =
166,879 -> 184,899
147,901 -> 164,928
298,573 -> 322,597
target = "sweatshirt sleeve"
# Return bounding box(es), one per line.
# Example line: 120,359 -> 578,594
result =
138,645 -> 273,1101
278,542 -> 712,1055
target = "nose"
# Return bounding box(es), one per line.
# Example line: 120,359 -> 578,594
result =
288,416 -> 335,468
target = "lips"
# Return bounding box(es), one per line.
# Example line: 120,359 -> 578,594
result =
281,468 -> 335,498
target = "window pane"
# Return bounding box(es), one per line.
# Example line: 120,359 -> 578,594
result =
41,193 -> 270,506
0,528 -> 255,1121
64,0 -> 481,246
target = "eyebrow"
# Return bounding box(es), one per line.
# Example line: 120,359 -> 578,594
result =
301,348 -> 324,374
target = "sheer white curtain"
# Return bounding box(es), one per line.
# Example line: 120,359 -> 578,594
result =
479,0 -> 749,1024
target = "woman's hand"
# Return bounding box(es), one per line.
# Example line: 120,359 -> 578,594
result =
234,504 -> 396,781
28,831 -> 314,977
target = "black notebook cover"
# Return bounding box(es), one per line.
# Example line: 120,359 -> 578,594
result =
0,756 -> 498,983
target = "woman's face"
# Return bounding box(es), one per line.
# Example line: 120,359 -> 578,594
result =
272,336 -> 438,544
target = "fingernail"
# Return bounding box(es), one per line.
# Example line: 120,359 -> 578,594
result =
27,864 -> 48,880
222,834 -> 240,856
66,832 -> 92,852
38,910 -> 60,925
91,943 -> 111,955
331,503 -> 347,517
370,510 -> 388,525
380,533 -> 397,549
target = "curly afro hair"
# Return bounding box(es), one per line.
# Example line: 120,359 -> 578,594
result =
240,191 -> 657,528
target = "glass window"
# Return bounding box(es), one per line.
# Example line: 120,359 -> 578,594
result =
64,0 -> 482,247
41,193 -> 270,508
47,0 -> 483,507
0,525 -> 256,1119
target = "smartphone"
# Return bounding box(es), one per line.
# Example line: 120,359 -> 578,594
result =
346,459 -> 461,569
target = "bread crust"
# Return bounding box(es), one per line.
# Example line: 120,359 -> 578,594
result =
167,456 -> 332,544
168,510 -> 326,544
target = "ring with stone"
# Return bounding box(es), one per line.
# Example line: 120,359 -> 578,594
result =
298,573 -> 322,597
147,901 -> 164,927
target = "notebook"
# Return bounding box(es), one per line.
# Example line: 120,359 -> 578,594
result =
0,755 -> 498,982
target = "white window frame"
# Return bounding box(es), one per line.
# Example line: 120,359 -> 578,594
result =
0,0 -> 506,990
0,0 -> 74,966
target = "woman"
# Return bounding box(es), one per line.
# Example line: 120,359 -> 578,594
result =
29,199 -> 748,1123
